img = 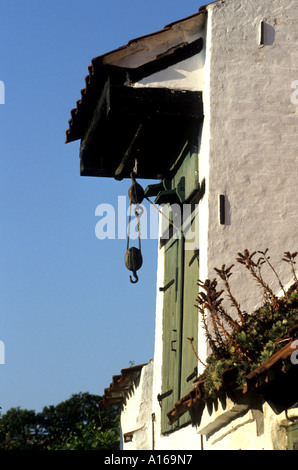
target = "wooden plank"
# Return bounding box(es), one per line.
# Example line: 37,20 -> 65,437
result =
114,123 -> 144,180
179,217 -> 199,427
161,238 -> 179,434
80,78 -> 110,149
111,86 -> 203,119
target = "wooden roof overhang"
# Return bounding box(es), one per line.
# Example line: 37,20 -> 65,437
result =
66,31 -> 205,181
81,77 -> 202,180
66,60 -> 203,181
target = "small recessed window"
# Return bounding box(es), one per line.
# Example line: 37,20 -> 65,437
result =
259,20 -> 275,47
123,432 -> 133,443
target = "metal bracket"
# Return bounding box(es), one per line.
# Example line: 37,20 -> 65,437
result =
186,367 -> 198,382
188,249 -> 199,267
159,279 -> 175,292
157,389 -> 173,402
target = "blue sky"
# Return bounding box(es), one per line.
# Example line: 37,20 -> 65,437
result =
0,0 -> 206,414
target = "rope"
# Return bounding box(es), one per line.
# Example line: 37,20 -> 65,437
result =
145,197 -> 183,235
127,198 -> 132,251
127,173 -> 143,252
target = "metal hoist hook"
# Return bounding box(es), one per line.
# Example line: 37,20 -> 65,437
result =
125,172 -> 144,284
130,271 -> 139,284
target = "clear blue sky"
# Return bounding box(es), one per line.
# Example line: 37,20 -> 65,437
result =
0,0 -> 206,414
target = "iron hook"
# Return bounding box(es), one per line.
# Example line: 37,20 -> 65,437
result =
129,271 -> 139,284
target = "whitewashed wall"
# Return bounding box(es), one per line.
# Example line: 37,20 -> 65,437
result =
120,361 -> 154,450
206,0 -> 298,316
197,401 -> 298,450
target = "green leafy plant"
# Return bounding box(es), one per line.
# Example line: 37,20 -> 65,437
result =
195,250 -> 298,397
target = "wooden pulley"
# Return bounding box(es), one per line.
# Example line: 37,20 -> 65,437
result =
128,172 -> 144,205
125,247 -> 143,284
125,171 -> 144,284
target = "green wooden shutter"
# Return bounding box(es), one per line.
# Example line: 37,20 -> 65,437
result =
153,135 -> 199,206
160,131 -> 199,433
179,217 -> 199,426
288,423 -> 298,450
160,222 -> 199,432
160,237 -> 182,433
171,142 -> 199,202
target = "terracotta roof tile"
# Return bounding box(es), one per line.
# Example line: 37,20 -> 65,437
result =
99,363 -> 148,408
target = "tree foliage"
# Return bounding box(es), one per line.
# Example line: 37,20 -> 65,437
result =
0,392 -> 120,450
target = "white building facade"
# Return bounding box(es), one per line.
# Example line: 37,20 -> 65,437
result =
67,0 -> 298,451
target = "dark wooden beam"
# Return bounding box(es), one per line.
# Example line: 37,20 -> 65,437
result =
114,123 -> 144,180
111,86 -> 203,119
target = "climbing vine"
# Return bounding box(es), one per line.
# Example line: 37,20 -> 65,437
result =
195,250 -> 298,397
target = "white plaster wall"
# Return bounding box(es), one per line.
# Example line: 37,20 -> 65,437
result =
199,402 -> 298,450
151,214 -> 167,450
132,55 -> 205,91
131,19 -> 207,91
154,423 -> 203,451
197,1 -> 213,373
206,0 -> 298,316
121,360 -> 154,450
152,396 -> 297,450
